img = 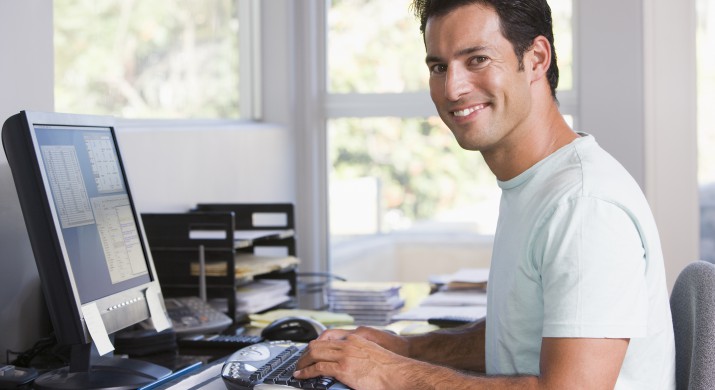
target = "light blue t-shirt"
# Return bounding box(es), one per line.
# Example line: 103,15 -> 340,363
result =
485,134 -> 675,389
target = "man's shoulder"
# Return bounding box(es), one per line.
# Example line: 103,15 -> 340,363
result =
556,135 -> 645,205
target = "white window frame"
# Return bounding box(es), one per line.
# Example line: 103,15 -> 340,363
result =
239,0 -> 262,120
270,0 -> 697,289
284,0 -> 578,277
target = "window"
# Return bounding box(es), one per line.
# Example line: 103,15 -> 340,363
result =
326,0 -> 575,281
53,0 -> 241,119
698,0 -> 715,261
327,1 -> 428,93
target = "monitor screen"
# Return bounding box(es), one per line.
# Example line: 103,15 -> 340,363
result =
2,111 -> 167,347
34,124 -> 151,303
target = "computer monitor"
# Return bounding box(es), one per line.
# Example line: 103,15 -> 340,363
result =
2,111 -> 172,389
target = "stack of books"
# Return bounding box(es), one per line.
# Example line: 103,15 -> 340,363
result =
327,282 -> 404,325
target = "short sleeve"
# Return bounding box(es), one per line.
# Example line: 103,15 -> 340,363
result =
533,197 -> 649,338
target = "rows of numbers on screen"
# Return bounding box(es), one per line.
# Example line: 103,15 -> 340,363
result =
92,194 -> 148,284
83,133 -> 147,283
84,134 -> 124,193
40,133 -> 147,285
41,145 -> 95,228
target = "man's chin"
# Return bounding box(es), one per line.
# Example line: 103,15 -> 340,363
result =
451,134 -> 484,151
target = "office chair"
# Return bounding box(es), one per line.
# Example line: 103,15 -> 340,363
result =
670,260 -> 715,390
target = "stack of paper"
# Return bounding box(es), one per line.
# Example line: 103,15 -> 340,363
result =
250,309 -> 355,328
211,279 -> 292,314
393,268 -> 489,323
391,305 -> 487,322
327,282 -> 405,326
430,268 -> 489,291
236,279 -> 292,313
190,254 -> 300,279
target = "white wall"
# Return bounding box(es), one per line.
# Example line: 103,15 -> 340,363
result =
0,0 -> 54,360
578,1 -> 645,184
643,0 -> 699,290
116,122 -> 294,214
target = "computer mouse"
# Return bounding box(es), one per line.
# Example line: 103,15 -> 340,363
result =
260,316 -> 327,342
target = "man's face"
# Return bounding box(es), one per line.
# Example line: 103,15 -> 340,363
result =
425,3 -> 532,153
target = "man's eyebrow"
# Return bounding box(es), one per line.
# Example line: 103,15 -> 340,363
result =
425,45 -> 491,64
425,54 -> 442,64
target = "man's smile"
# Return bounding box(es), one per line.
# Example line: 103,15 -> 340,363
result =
452,103 -> 490,117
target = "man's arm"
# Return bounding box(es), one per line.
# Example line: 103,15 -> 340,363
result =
294,330 -> 629,389
300,320 -> 487,371
404,319 -> 487,372
395,337 -> 629,389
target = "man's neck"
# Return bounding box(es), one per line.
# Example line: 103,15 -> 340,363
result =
484,101 -> 577,182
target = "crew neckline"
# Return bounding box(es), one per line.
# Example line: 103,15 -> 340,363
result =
497,132 -> 592,190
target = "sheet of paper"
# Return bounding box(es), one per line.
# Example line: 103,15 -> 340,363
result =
250,309 -> 355,327
420,290 -> 488,306
81,303 -> 114,356
448,268 -> 490,283
392,305 -> 487,322
146,284 -> 171,332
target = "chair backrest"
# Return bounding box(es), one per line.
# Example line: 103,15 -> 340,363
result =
670,260 -> 715,390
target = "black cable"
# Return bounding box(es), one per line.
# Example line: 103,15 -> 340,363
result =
6,333 -> 64,368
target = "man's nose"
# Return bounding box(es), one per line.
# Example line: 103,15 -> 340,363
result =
444,66 -> 472,101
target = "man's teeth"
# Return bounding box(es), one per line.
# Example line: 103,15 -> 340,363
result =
453,104 -> 485,117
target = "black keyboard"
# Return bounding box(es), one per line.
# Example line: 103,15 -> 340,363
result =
178,333 -> 264,351
221,341 -> 351,390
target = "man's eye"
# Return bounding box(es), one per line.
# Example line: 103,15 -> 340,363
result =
429,64 -> 447,74
471,56 -> 489,66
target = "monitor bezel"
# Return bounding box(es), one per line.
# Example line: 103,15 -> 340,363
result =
2,110 -> 164,347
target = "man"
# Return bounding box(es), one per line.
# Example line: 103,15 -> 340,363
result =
294,0 -> 676,388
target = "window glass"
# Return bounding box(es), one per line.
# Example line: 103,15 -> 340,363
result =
550,0 -> 573,91
54,0 -> 240,119
327,0 -> 429,93
327,0 -> 573,94
329,117 -> 499,237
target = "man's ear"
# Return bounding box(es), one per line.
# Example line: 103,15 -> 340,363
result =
527,35 -> 551,83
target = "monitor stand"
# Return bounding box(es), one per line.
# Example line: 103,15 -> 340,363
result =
32,343 -> 172,390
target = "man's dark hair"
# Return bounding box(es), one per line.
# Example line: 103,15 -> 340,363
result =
411,0 -> 559,99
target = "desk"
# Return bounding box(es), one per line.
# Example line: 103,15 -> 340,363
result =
146,282 -> 475,389
152,358 -> 227,389
140,283 -> 428,389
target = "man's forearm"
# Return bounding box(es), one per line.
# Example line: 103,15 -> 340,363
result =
405,319 -> 487,372
396,357 -> 538,390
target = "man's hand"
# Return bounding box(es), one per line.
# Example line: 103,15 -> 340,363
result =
321,326 -> 411,356
293,329 -> 412,389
